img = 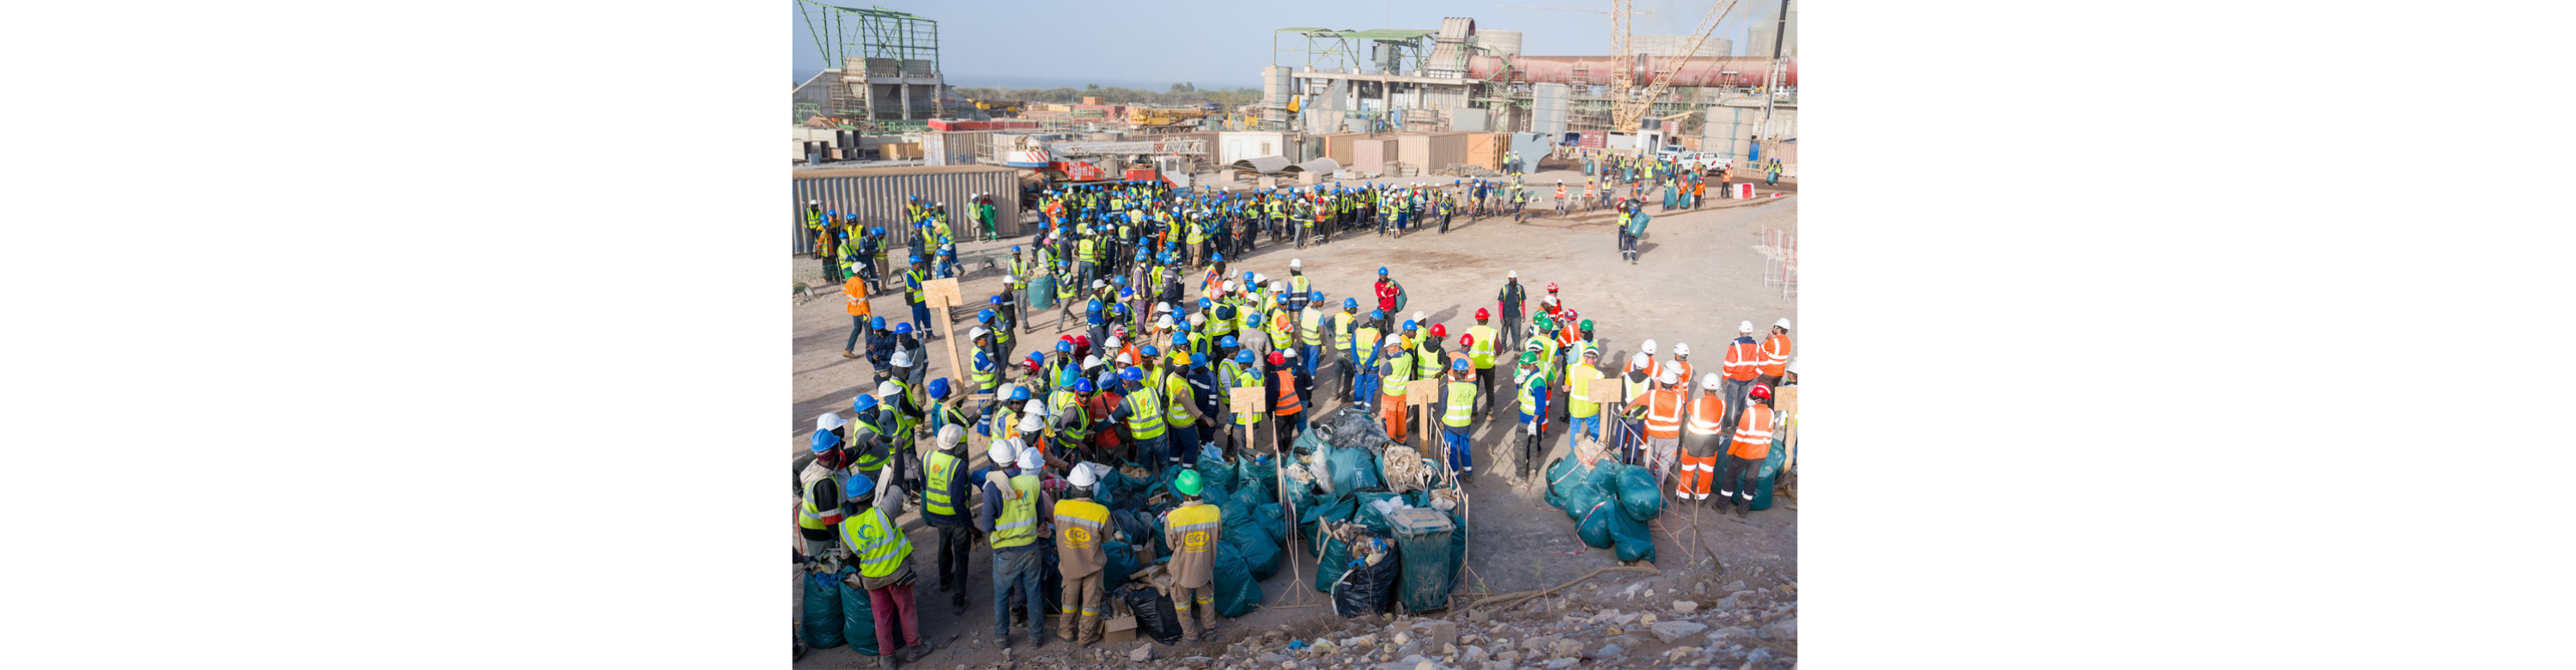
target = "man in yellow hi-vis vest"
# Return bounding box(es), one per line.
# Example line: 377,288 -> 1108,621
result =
1162,471 -> 1224,641
1052,464 -> 1112,645
976,442 -> 1052,649
840,471 -> 939,666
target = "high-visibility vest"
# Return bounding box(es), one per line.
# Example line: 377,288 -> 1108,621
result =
1049,389 -> 1091,439
847,420 -> 889,472
1273,369 -> 1304,416
1686,395 -> 1728,436
972,352 -> 999,391
1333,312 -> 1358,352
1299,308 -> 1326,347
1442,381 -> 1477,428
1414,342 -> 1443,380
1466,325 -> 1498,368
1230,368 -> 1266,425
1163,373 -> 1198,427
1187,221 -> 1207,244
1516,369 -> 1545,413
1005,257 -> 1029,285
903,270 -> 927,303
798,462 -> 845,531
1760,335 -> 1792,377
1565,363 -> 1604,418
1206,311 -> 1235,338
1728,405 -> 1775,460
990,472 -> 1042,549
1353,326 -> 1382,362
1077,237 -> 1097,263
922,451 -> 963,519
1659,360 -> 1694,392
842,506 -> 911,579
1622,373 -> 1653,407
1640,388 -> 1686,439
1723,339 -> 1762,381
1124,386 -> 1166,440
1382,351 -> 1413,397
1289,275 -> 1309,297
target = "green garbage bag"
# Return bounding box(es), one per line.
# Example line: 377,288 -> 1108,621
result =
800,571 -> 846,649
1572,499 -> 1615,549
1752,435 -> 1789,511
839,570 -> 881,655
1352,491 -> 1405,534
1612,463 -> 1664,521
1103,539 -> 1144,591
1196,457 -> 1239,497
1326,446 -> 1382,493
1315,533 -> 1353,593
1607,504 -> 1656,563
1236,455 -> 1279,502
1214,539 -> 1265,617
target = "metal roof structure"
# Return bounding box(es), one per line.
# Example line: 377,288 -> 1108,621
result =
1287,157 -> 1343,174
1226,155 -> 1293,174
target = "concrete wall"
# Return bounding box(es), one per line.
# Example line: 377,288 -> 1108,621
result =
789,166 -> 1026,253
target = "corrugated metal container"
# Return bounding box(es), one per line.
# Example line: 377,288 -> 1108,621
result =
1397,132 -> 1469,171
1352,139 -> 1392,174
921,131 -> 993,166
1464,132 -> 1504,169
1317,132 -> 1363,165
790,165 -> 1026,253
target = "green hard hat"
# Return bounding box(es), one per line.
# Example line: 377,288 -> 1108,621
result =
1175,470 -> 1203,496
1532,314 -> 1549,328
1519,351 -> 1540,366
1579,319 -> 1594,332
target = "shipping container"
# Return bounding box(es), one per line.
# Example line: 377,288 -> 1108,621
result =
1351,139 -> 1392,174
1398,132 -> 1470,173
1217,131 -> 1291,165
789,165 -> 1026,253
1465,132 -> 1504,170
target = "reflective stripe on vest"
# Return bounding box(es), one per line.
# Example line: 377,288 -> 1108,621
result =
1443,381 -> 1477,427
1273,370 -> 1304,415
923,451 -> 963,518
1565,364 -> 1603,418
1414,344 -> 1442,379
1125,387 -> 1166,439
1645,390 -> 1686,433
1165,503 -> 1222,555
991,473 -> 1042,548
1299,308 -> 1325,346
799,466 -> 844,531
843,507 -> 911,579
1054,499 -> 1110,552
1724,340 -> 1761,380
1467,325 -> 1498,368
1730,405 -> 1775,459
1686,396 -> 1728,436
1164,374 -> 1197,426
1333,312 -> 1357,351
1050,390 -> 1090,437
1382,353 -> 1413,396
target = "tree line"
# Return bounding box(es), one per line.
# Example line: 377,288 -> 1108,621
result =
950,83 -> 1264,107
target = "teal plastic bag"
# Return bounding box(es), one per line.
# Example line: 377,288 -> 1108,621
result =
800,571 -> 846,649
1236,455 -> 1279,502
1214,539 -> 1264,617
1196,457 -> 1239,498
1315,533 -> 1354,593
1352,491 -> 1405,534
1572,500 -> 1615,549
1612,463 -> 1663,521
1752,434 -> 1789,511
840,570 -> 881,655
1608,504 -> 1656,563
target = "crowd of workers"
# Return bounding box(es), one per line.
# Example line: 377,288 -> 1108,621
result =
797,168 -> 1796,666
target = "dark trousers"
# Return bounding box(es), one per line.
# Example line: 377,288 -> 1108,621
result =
1717,454 -> 1760,511
822,255 -> 840,282
1167,421 -> 1200,467
1619,231 -> 1638,261
1721,378 -> 1753,436
1274,413 -> 1304,453
1473,366 -> 1498,416
934,524 -> 975,600
1498,316 -> 1524,352
847,315 -> 866,352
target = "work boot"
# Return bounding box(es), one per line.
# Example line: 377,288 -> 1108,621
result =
842,350 -> 860,358
1030,628 -> 1047,648
1176,604 -> 1202,642
1198,603 -> 1219,636
1075,613 -> 1101,646
1057,608 -> 1076,643
950,594 -> 967,616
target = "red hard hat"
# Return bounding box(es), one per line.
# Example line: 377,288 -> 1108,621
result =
1429,324 -> 1448,338
1749,383 -> 1772,399
1073,335 -> 1091,348
1546,282 -> 1559,292
1267,350 -> 1285,365
1474,308 -> 1490,321
1460,333 -> 1475,347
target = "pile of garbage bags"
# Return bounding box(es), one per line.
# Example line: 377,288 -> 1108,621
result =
1286,407 -> 1470,613
1544,454 -> 1661,563
1075,455 -> 1289,618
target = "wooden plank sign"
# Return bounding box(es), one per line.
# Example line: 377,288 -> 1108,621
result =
1405,380 -> 1441,407
1229,387 -> 1267,415
923,277 -> 963,308
1584,379 -> 1625,405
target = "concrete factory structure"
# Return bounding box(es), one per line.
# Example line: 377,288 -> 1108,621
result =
1265,14 -> 1795,167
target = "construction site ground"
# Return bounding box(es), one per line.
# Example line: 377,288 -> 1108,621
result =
791,172 -> 1796,668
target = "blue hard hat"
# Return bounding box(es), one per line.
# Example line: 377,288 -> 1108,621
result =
1118,287 -> 1134,300
843,472 -> 874,499
1012,245 -> 1022,253
988,295 -> 1004,305
927,377 -> 951,399
977,308 -> 995,322
1056,339 -> 1074,353
810,429 -> 839,453
1058,367 -> 1080,387
1377,267 -> 1388,276
1172,321 -> 1189,333
1112,275 -> 1126,285
1009,386 -> 1032,401
1309,290 -> 1324,302
1218,335 -> 1238,349
1171,334 -> 1189,350
852,394 -> 878,412
1109,303 -> 1127,315
1086,299 -> 1103,313
1453,358 -> 1472,371
1370,309 -> 1387,320
1190,353 -> 1210,368
1234,350 -> 1255,364
910,255 -> 925,265
893,322 -> 914,335
1073,379 -> 1095,393
1198,298 -> 1212,309
871,316 -> 888,330
1344,298 -> 1358,309
1141,344 -> 1161,358
1242,271 -> 1255,283
1402,320 -> 1418,332
1212,253 -> 1224,262
869,227 -> 884,235
1135,249 -> 1148,259
1119,366 -> 1144,382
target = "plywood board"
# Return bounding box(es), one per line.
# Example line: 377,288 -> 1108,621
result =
1230,387 -> 1266,414
1585,380 -> 1625,405
923,277 -> 963,308
1405,380 -> 1440,406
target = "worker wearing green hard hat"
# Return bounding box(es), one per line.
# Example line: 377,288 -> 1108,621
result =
1161,469 -> 1224,641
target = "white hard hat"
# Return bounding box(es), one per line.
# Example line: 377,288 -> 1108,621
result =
1092,280 -> 1107,289
1273,281 -> 1286,293
1412,311 -> 1426,323
1703,373 -> 1725,391
1739,320 -> 1755,333
1254,272 -> 1268,284
1281,347 -> 1297,359
816,412 -> 848,431
1018,411 -> 1045,433
1067,461 -> 1100,487
1104,336 -> 1121,350
891,350 -> 913,368
1018,446 -> 1045,470
1222,280 -> 1236,292
1674,342 -> 1691,357
1156,315 -> 1175,328
1774,317 -> 1792,331
1658,368 -> 1680,386
877,381 -> 902,397
1189,314 -> 1206,326
937,424 -> 966,449
970,326 -> 990,340
809,199 -> 820,205
1023,399 -> 1047,416
1787,359 -> 1798,374
1115,352 -> 1133,364
1507,270 -> 1518,278
1290,259 -> 1303,268
1384,333 -> 1406,348
988,440 -> 1017,465
1082,355 -> 1103,369
1003,274 -> 1016,283
1641,339 -> 1658,356
1156,302 -> 1173,314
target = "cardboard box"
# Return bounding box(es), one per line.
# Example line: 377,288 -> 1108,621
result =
1101,594 -> 1139,643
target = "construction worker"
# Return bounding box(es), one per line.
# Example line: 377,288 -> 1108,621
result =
1553,180 -> 1569,216
1716,384 -> 1777,518
1378,332 -> 1413,445
841,259 -> 876,359
1331,299 -> 1360,400
799,415 -> 852,562
1510,351 -> 1550,478
1678,374 -> 1730,504
1047,377 -> 1093,471
1373,267 -> 1400,316
1224,349 -> 1265,459
1163,349 -> 1216,468
1053,463 -> 1112,646
977,442 -> 1051,649
1162,471 -> 1224,642
1662,343 -> 1695,393
903,255 -> 933,338
1297,290 -> 1327,381
1267,350 -> 1306,452
981,300 -> 1016,362
1109,366 -> 1168,473
846,395 -> 893,483
1758,318 -> 1792,391
1564,348 -> 1606,446
1625,368 -> 1688,490
1464,309 -> 1500,417
1613,352 -> 1656,465
1437,358 -> 1478,480
1720,320 -> 1762,435
1414,323 -> 1448,384
920,424 -> 976,614
1495,271 -> 1526,352
840,470 -> 938,668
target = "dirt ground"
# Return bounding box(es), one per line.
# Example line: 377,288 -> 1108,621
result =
790,174 -> 1795,668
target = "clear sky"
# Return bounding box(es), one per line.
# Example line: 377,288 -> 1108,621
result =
789,0 -> 1783,88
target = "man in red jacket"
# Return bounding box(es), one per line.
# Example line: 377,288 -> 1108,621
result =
1373,267 -> 1400,314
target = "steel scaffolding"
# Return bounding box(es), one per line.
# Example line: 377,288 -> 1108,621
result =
797,3 -> 944,125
